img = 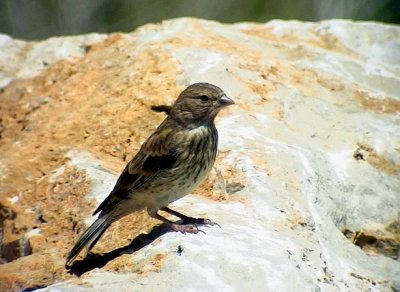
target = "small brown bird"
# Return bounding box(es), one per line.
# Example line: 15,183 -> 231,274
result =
66,82 -> 234,265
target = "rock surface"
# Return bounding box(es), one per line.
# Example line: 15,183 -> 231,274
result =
0,18 -> 399,291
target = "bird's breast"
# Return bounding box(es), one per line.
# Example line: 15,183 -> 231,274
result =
153,125 -> 218,204
176,125 -> 218,178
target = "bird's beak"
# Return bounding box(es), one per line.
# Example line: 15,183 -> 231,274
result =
219,95 -> 235,107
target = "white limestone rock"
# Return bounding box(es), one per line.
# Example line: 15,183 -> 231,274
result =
1,18 -> 398,292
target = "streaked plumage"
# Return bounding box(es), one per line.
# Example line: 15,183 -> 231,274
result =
66,82 -> 234,266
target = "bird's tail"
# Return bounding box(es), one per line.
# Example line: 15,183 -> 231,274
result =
66,216 -> 111,266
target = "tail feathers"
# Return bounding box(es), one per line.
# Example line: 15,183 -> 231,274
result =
66,216 -> 111,266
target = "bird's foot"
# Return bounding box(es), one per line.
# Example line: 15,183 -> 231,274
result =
171,223 -> 204,234
152,207 -> 220,233
182,217 -> 221,228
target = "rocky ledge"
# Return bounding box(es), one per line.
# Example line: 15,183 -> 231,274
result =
0,18 -> 399,291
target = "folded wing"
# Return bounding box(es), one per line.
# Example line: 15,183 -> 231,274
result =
93,126 -> 177,216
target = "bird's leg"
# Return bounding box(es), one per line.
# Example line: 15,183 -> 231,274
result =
160,207 -> 220,227
148,209 -> 201,234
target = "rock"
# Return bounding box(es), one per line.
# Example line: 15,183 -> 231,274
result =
0,228 -> 41,263
0,18 -> 399,291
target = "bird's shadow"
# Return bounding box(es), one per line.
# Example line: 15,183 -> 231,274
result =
66,223 -> 172,276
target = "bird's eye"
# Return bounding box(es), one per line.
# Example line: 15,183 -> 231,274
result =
199,95 -> 209,102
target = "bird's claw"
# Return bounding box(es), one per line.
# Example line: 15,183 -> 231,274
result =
169,217 -> 220,234
202,219 -> 221,228
183,217 -> 220,228
171,223 -> 205,234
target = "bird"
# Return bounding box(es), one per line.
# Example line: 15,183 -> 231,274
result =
66,82 -> 234,266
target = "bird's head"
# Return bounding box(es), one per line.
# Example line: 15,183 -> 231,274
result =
169,83 -> 234,126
